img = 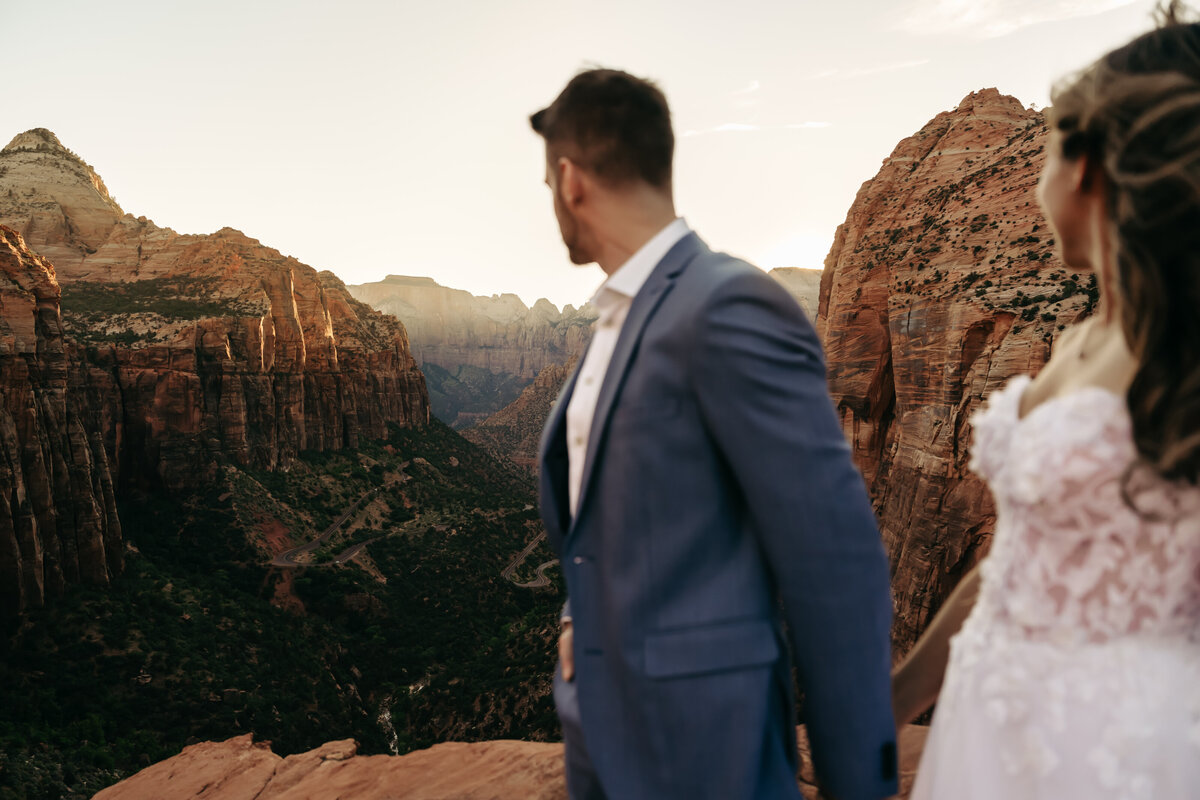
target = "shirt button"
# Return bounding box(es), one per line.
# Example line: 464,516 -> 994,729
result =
573,436 -> 584,446
583,377 -> 594,386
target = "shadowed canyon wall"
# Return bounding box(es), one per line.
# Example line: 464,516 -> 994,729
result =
0,226 -> 122,614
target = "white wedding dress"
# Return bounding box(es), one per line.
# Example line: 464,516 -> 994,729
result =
912,375 -> 1200,800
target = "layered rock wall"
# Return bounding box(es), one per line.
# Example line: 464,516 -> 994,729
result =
816,90 -> 1096,653
0,226 -> 121,614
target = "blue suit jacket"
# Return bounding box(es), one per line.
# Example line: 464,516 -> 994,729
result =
538,233 -> 897,799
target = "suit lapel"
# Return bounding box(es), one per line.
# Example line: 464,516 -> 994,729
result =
538,352 -> 584,544
570,233 -> 703,531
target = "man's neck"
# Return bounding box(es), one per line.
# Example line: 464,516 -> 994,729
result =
595,210 -> 678,276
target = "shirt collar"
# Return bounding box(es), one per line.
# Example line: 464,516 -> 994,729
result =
592,218 -> 690,308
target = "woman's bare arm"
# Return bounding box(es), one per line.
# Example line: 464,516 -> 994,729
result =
891,566 -> 982,726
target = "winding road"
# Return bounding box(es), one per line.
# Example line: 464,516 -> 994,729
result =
501,530 -> 559,588
269,486 -> 384,566
269,462 -> 412,567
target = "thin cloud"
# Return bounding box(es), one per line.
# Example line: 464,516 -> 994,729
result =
896,0 -> 1140,38
785,122 -> 833,129
732,80 -> 762,95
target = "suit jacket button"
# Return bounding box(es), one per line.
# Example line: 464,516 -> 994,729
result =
573,556 -> 585,564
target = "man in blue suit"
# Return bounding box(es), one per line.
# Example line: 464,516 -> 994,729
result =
531,69 -> 897,800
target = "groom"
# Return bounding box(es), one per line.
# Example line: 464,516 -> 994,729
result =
533,69 -> 897,800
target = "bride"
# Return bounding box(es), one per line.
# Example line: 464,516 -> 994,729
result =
893,4 -> 1200,798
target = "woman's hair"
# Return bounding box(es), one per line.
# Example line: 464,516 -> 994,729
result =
1050,1 -> 1200,484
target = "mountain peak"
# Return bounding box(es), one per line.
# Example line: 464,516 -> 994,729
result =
954,88 -> 1026,117
3,128 -> 68,155
1,128 -> 123,217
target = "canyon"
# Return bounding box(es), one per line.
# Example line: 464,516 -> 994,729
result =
3,82 -> 1087,797
0,130 -> 430,615
449,266 -> 821,471
462,357 -> 578,473
348,275 -> 595,427
350,266 -> 820,430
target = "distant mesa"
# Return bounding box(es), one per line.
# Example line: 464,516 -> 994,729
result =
351,263 -> 819,432
349,275 -> 596,428
768,267 -> 822,320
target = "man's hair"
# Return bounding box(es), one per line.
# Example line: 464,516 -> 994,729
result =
530,68 -> 673,189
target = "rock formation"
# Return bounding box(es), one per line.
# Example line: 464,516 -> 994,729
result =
769,267 -> 822,321
93,725 -> 929,799
0,129 -> 430,614
0,225 -> 122,615
463,357 -> 577,473
349,275 -> 595,380
348,275 -> 595,426
816,89 -> 1096,653
92,735 -> 568,800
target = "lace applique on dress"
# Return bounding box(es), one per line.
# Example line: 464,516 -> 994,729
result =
912,375 -> 1200,800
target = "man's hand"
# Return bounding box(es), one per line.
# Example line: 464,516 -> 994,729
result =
559,618 -> 575,682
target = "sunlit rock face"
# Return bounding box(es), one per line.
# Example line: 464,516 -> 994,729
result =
816,89 -> 1096,653
0,130 -> 431,615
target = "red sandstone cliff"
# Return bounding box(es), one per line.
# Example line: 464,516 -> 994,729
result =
0,129 -> 430,613
0,226 -> 122,614
816,89 -> 1096,652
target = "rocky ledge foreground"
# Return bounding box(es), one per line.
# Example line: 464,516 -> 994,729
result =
94,725 -> 928,799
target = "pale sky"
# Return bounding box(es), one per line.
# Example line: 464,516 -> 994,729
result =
1,0 -> 1159,308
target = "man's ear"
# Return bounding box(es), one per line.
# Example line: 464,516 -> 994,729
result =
557,156 -> 585,208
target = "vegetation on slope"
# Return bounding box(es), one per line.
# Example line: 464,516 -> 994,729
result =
0,421 -> 561,800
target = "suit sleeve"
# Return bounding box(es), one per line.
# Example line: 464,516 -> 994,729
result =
691,269 -> 898,800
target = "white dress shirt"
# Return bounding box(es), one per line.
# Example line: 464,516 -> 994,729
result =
566,217 -> 691,518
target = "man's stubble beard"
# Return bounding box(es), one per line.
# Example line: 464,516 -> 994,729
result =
559,207 -> 595,266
